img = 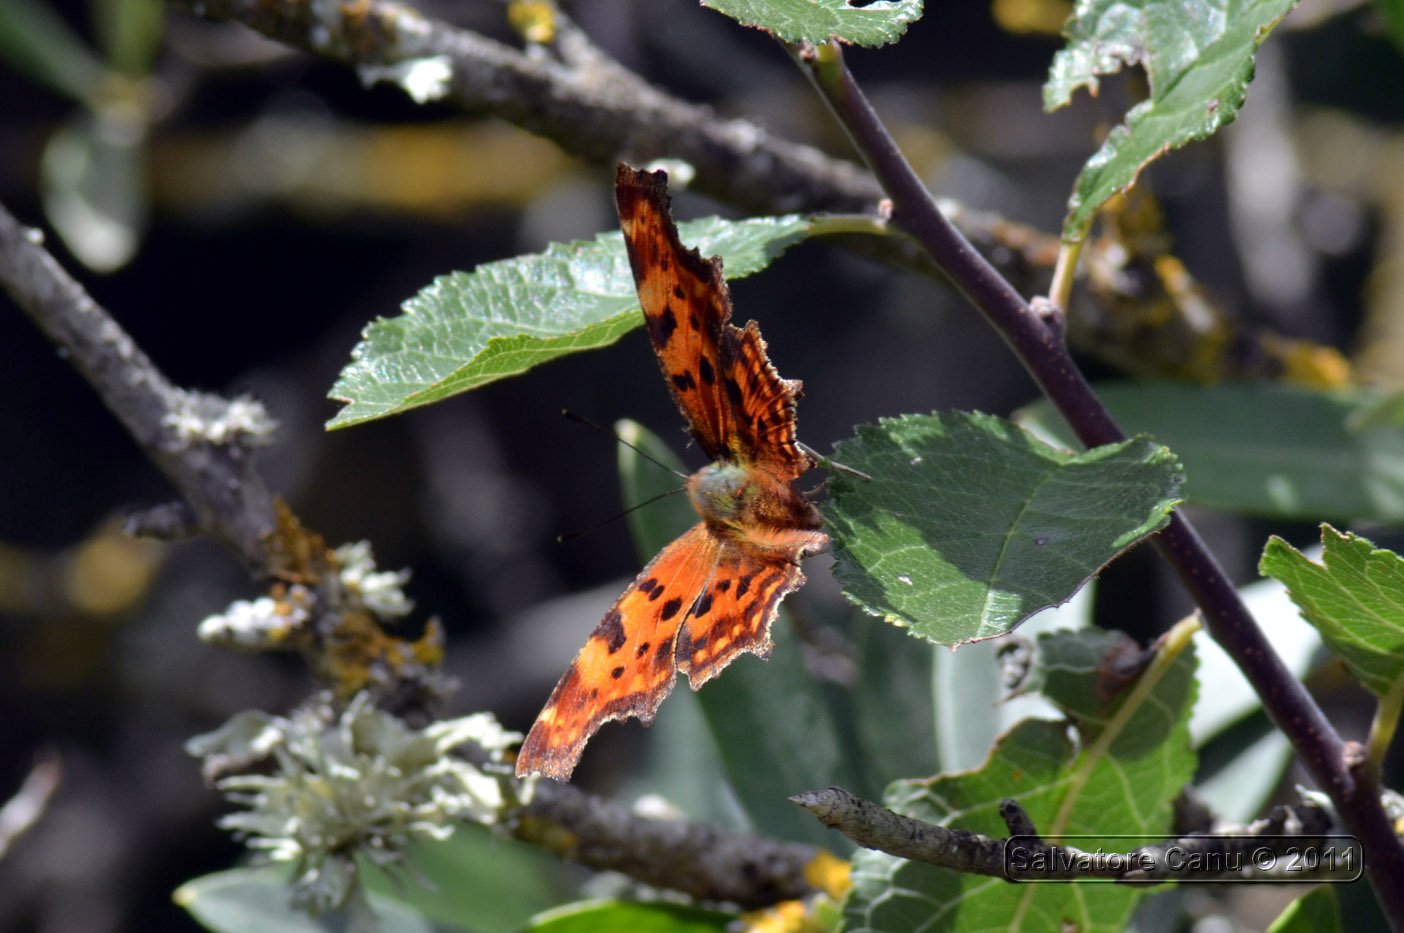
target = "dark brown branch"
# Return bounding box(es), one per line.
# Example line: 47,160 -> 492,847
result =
514,780 -> 821,908
163,0 -> 879,216
792,40 -> 1404,926
0,204 -> 278,568
795,787 -> 1363,884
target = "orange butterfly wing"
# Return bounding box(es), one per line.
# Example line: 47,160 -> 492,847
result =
515,165 -> 826,781
614,164 -> 813,480
516,524 -> 719,780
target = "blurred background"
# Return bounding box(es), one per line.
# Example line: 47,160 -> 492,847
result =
2,0 -> 1403,929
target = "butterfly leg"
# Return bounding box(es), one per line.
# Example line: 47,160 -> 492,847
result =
798,441 -> 872,481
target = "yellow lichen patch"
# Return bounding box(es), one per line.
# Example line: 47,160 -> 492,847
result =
265,500 -> 338,586
992,0 -> 1074,35
1260,332 -> 1353,389
508,0 -> 556,44
740,900 -> 809,933
803,849 -> 852,900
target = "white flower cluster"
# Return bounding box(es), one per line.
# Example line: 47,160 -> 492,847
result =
187,695 -> 522,913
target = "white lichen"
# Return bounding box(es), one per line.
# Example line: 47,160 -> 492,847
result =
198,589 -> 310,648
188,695 -> 521,913
357,56 -> 453,104
163,391 -> 277,446
334,541 -> 413,619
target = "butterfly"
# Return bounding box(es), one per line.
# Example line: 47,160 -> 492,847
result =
515,164 -> 829,781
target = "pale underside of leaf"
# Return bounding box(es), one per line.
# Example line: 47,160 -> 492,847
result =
702,0 -> 923,47
327,214 -> 812,429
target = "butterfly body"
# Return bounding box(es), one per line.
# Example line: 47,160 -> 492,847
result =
515,165 -> 827,781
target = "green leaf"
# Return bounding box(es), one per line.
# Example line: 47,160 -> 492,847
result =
823,412 -> 1181,645
1018,382 -> 1404,522
175,866 -> 438,933
0,0 -> 107,103
1261,526 -> 1404,698
845,629 -> 1197,933
617,419 -> 694,565
853,619 -> 937,784
359,828 -> 572,933
525,899 -> 734,933
327,214 -> 812,429
42,110 -> 148,272
932,588 -> 1092,774
702,0 -> 922,47
1267,885 -> 1341,933
94,0 -> 163,78
1046,0 -> 1298,239
1376,0 -> 1404,56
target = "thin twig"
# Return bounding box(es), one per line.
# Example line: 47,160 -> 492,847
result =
795,787 -> 1359,884
0,204 -> 278,568
792,39 -> 1404,927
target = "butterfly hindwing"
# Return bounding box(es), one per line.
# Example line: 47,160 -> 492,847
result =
516,523 -> 720,780
676,546 -> 808,689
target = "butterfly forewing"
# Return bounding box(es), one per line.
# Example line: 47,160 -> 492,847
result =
615,165 -> 809,475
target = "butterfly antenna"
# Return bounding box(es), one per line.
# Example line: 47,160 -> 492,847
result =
557,484 -> 690,543
562,409 -> 689,480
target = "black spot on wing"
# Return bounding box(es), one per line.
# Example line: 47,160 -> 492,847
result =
716,578 -> 731,592
672,371 -> 697,392
638,577 -> 660,597
598,609 -> 627,654
724,375 -> 744,409
736,574 -> 754,598
673,285 -> 685,299
698,357 -> 715,385
692,591 -> 714,617
648,304 -> 678,347
610,666 -> 625,679
636,641 -> 651,657
660,597 -> 683,621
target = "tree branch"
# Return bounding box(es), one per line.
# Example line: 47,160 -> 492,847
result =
164,0 -> 878,215
513,780 -> 823,908
792,39 -> 1404,927
0,203 -> 278,568
795,787 -> 1362,884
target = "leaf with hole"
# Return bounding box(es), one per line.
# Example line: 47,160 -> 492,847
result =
823,412 -> 1181,645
